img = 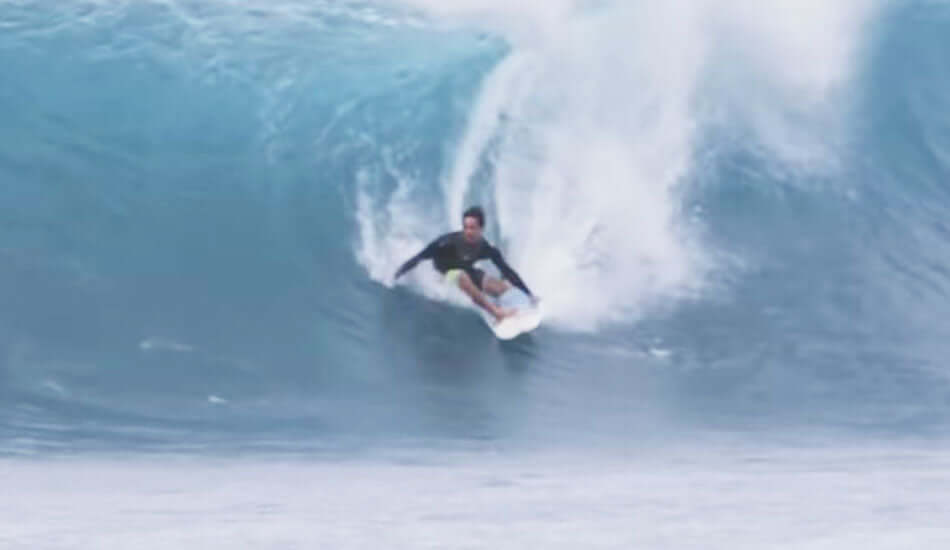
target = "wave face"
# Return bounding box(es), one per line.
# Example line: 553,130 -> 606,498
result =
2,0 -> 949,454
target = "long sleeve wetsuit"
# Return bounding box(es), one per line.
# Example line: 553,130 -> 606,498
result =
394,231 -> 533,297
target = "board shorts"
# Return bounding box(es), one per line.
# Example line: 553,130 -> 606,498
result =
444,267 -> 485,290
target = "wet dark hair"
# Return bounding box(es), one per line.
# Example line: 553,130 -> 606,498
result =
462,206 -> 485,228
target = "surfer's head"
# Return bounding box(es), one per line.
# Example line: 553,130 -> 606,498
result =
462,206 -> 484,243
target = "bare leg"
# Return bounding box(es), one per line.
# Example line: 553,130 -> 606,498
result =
481,275 -> 511,298
457,272 -> 512,322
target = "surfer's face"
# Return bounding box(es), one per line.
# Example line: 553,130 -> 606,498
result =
462,216 -> 482,243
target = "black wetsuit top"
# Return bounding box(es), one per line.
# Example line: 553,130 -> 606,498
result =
394,231 -> 533,297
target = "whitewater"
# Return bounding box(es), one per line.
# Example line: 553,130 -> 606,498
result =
2,0 -> 950,548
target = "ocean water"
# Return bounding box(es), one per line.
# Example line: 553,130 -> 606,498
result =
2,0 -> 950,547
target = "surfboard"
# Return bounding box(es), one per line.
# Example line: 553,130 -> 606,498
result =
443,272 -> 542,339
481,304 -> 542,340
476,288 -> 542,340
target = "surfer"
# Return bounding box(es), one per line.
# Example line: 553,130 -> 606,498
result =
393,206 -> 536,322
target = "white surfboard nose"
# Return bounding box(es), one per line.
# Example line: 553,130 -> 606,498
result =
483,305 -> 543,340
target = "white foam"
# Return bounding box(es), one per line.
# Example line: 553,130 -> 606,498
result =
355,0 -> 877,330
139,338 -> 194,353
3,445 -> 949,549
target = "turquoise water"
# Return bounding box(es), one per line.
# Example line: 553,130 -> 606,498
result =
1,0 -> 949,456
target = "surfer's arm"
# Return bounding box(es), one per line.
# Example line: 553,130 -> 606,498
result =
393,241 -> 438,280
488,247 -> 533,297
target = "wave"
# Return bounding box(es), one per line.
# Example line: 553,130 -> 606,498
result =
2,0 -> 950,453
